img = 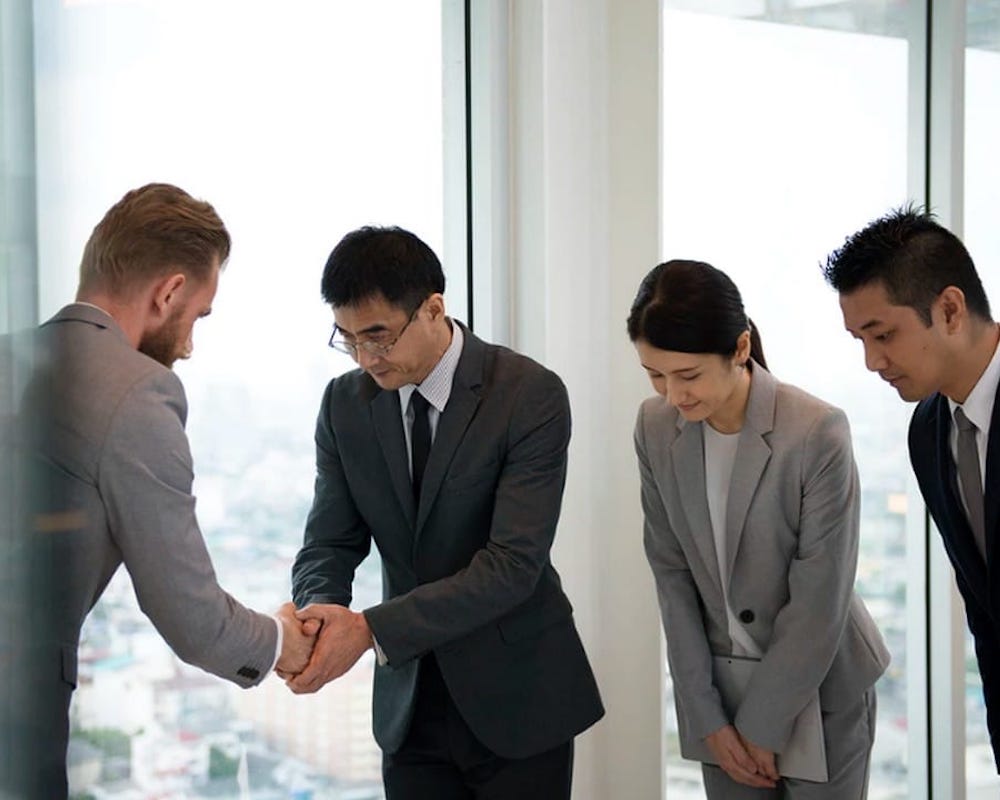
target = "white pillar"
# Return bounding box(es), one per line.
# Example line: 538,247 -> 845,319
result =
506,1 -> 663,797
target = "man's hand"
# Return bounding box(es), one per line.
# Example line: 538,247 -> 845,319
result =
737,730 -> 779,783
285,603 -> 374,694
703,724 -> 778,789
274,602 -> 320,676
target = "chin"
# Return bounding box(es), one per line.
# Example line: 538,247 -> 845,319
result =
368,371 -> 404,390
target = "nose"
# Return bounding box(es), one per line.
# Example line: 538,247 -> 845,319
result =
863,341 -> 888,373
356,348 -> 381,371
666,378 -> 686,403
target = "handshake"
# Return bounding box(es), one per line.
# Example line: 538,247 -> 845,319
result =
271,602 -> 375,694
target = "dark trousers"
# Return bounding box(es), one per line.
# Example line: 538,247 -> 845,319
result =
382,655 -> 574,800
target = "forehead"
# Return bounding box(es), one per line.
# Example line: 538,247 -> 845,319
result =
332,294 -> 408,334
634,340 -> 721,372
839,282 -> 919,331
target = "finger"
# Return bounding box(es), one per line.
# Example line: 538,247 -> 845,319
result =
725,742 -> 758,776
295,603 -> 332,621
758,756 -> 779,782
724,765 -> 775,789
301,618 -> 322,636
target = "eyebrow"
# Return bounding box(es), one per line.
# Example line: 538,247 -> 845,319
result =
640,364 -> 699,375
335,322 -> 391,338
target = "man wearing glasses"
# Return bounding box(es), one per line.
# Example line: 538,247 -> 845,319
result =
286,226 -> 604,799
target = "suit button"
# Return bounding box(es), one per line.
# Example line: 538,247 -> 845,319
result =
738,609 -> 755,624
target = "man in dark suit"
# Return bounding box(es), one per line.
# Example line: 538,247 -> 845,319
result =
824,206 -> 1000,771
287,226 -> 604,799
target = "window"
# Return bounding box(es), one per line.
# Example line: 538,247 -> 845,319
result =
661,3 -> 912,796
26,1 -> 458,797
963,3 -> 1000,794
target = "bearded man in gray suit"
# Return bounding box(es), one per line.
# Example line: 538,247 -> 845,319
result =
1,183 -> 316,799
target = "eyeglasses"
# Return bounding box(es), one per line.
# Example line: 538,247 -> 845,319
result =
328,303 -> 422,358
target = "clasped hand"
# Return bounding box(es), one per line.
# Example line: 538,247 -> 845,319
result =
704,724 -> 779,789
273,602 -> 373,694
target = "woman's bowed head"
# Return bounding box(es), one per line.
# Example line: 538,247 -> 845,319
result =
627,259 -> 767,434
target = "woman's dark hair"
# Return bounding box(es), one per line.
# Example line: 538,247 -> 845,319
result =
626,259 -> 767,369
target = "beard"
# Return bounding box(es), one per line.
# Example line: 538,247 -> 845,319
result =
139,308 -> 187,368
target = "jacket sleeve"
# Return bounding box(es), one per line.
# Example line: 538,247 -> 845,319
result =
734,407 -> 859,752
361,368 -> 570,665
99,370 -> 278,687
291,380 -> 373,608
634,406 -> 729,742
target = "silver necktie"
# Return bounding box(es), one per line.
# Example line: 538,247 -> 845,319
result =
954,406 -> 987,561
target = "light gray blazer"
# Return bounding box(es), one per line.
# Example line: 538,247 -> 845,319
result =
634,363 -> 889,756
10,304 -> 277,796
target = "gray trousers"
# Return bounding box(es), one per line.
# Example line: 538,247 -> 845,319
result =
702,687 -> 876,800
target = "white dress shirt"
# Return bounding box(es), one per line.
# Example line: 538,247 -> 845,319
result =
703,423 -> 762,658
948,332 -> 1000,500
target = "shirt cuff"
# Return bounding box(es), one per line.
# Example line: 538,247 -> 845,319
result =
269,615 -> 284,673
371,632 -> 388,666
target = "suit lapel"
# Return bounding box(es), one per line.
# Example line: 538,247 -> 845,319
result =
414,324 -> 485,536
671,418 -> 724,595
370,388 -> 416,530
984,380 -> 1000,570
725,363 -> 773,581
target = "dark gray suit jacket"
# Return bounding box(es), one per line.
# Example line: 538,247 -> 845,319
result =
3,304 -> 277,798
292,322 -> 604,759
910,387 -> 1000,770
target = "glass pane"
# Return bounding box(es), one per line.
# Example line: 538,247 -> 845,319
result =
660,3 -> 911,797
964,2 -> 1000,795
30,1 -> 445,798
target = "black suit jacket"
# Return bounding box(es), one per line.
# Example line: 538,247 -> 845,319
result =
292,322 -> 604,759
910,385 -> 1000,770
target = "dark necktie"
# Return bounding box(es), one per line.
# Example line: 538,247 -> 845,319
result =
954,406 -> 987,561
410,391 -> 431,502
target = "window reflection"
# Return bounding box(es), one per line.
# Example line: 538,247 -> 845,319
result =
32,2 -> 445,798
661,3 -> 910,796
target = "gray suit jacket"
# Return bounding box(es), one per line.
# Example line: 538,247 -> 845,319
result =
7,304 -> 277,797
292,322 -> 604,759
634,363 -> 889,756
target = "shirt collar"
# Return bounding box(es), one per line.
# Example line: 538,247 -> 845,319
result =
948,330 -> 1000,431
399,319 -> 464,413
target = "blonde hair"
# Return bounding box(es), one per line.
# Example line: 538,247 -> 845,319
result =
79,183 -> 231,294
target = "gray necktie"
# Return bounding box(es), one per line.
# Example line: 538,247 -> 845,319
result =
954,406 -> 987,560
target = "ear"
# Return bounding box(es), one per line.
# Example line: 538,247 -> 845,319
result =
149,273 -> 187,318
937,286 -> 967,333
734,329 -> 752,366
425,292 -> 447,321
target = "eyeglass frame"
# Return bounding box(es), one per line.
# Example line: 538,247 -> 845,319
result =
328,299 -> 424,358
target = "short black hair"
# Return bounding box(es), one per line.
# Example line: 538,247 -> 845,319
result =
321,226 -> 445,310
822,204 -> 991,325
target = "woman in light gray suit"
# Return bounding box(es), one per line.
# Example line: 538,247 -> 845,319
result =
628,261 -> 889,798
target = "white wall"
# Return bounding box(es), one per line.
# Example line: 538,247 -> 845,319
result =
501,2 -> 664,797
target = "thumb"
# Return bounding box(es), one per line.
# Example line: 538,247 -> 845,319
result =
301,618 -> 322,636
